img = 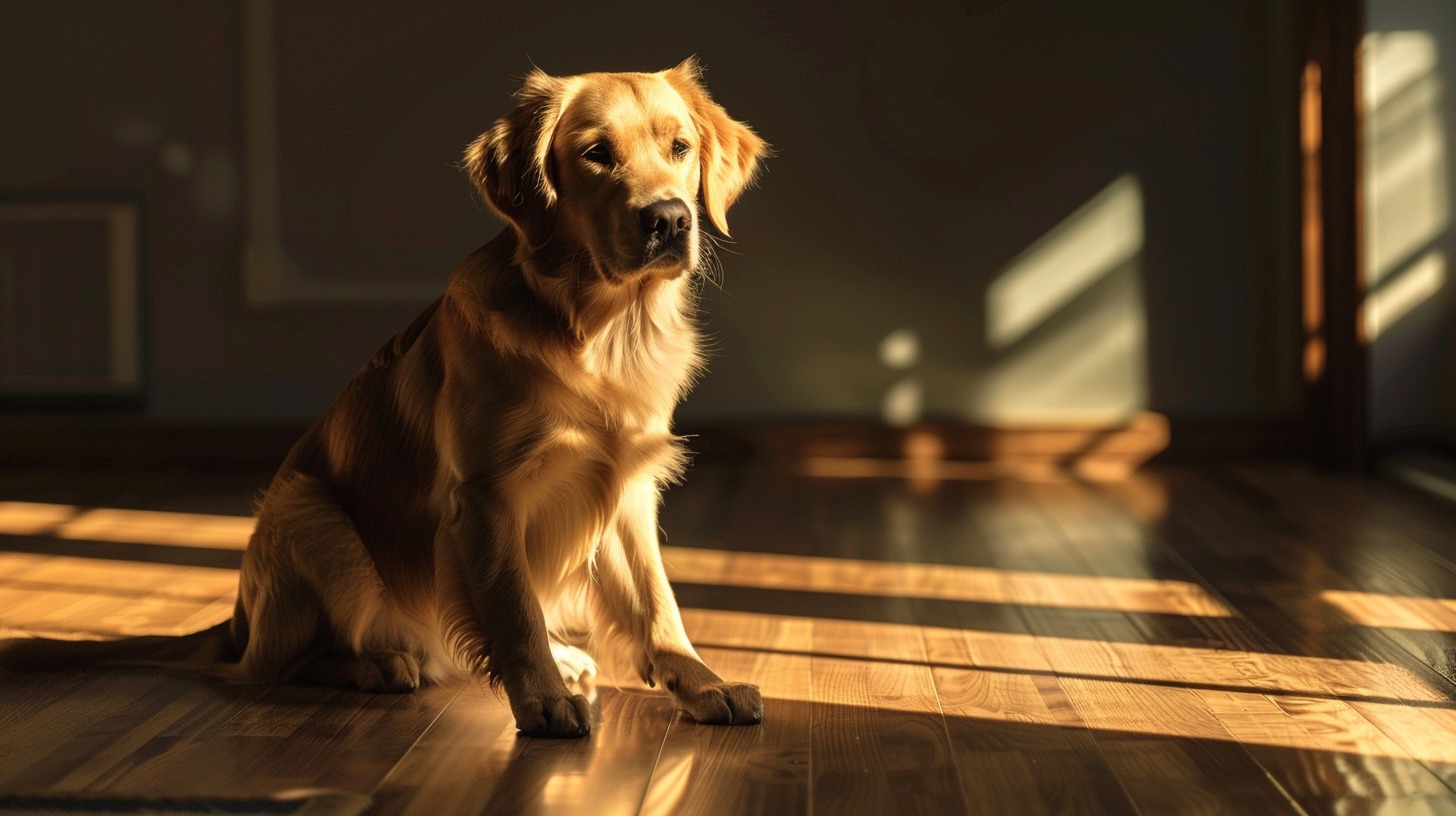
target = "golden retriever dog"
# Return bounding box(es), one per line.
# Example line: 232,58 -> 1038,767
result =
1,59 -> 766,738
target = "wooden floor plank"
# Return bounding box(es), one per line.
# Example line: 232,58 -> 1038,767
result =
1223,464 -> 1456,686
641,648 -> 812,816
1094,738 -> 1303,816
639,608 -> 814,815
0,671 -> 273,793
1199,689 -> 1456,807
809,656 -> 964,815
370,682 -> 675,815
1156,469 -> 1456,690
7,461 -> 1456,814
1064,469 -> 1456,808
934,666 -> 1141,815
1004,480 -> 1345,812
85,681 -> 454,798
365,685 -> 519,816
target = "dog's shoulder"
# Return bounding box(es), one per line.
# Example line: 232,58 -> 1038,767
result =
369,296 -> 444,372
439,233 -> 575,366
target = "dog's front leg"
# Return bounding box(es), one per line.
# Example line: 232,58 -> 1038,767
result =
439,481 -> 592,737
596,479 -> 762,725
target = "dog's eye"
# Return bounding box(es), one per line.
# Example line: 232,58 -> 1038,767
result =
582,144 -> 615,166
671,139 -> 691,160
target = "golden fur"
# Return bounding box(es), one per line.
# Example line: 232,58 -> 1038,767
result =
1,60 -> 766,739
236,59 -> 766,737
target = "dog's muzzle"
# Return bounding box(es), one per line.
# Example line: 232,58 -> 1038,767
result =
638,198 -> 692,264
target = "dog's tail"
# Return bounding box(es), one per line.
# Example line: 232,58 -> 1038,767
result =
0,621 -> 242,680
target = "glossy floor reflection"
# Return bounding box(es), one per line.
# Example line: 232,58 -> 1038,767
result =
4,461 -> 1456,814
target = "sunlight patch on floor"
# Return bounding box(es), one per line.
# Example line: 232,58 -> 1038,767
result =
682,608 -> 1451,704
0,501 -> 254,549
662,545 -> 1230,617
1322,588 -> 1456,631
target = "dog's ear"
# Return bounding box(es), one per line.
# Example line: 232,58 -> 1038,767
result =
664,58 -> 768,237
463,70 -> 571,248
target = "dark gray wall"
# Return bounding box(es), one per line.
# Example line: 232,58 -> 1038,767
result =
0,1 -> 1302,425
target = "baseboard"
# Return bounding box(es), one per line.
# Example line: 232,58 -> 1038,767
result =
685,413 -> 1166,482
0,416 -> 308,467
1152,414 -> 1304,460
0,412 -> 1302,472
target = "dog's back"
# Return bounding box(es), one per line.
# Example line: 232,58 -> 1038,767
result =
266,296 -> 448,613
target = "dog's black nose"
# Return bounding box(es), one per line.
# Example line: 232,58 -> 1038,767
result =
639,199 -> 692,241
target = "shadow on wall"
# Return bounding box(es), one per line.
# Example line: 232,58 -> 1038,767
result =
974,175 -> 1147,424
1364,30 -> 1448,341
1363,26 -> 1456,441
877,176 -> 1147,427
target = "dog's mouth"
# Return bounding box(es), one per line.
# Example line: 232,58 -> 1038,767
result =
643,233 -> 690,267
606,232 -> 692,282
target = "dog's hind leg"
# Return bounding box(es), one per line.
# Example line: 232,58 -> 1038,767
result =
239,580 -> 422,692
294,648 -> 421,692
241,472 -> 425,691
232,577 -> 322,683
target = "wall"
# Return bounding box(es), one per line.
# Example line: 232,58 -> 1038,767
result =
0,0 -> 1302,426
1365,0 -> 1456,448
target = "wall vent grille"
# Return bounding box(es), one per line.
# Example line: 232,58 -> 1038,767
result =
0,203 -> 141,402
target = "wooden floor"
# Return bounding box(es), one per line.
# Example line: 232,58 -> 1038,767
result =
4,458 -> 1456,814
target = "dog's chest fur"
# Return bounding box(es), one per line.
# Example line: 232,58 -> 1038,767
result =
492,278 -> 700,591
510,416 -> 678,592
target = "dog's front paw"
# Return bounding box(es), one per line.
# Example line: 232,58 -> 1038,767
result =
675,681 -> 763,726
513,692 -> 593,738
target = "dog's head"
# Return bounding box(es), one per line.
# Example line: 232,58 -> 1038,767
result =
464,59 -> 766,283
